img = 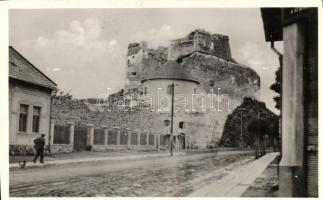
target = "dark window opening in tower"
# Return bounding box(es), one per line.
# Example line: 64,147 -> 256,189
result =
164,119 -> 170,127
179,122 -> 185,129
209,80 -> 214,87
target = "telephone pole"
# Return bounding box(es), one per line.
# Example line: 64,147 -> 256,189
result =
170,83 -> 175,156
239,107 -> 246,147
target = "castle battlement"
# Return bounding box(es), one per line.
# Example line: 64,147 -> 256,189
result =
168,29 -> 232,62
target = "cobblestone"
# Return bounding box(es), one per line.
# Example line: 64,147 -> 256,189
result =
10,151 -> 253,197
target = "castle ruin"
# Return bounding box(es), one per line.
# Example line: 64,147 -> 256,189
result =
123,29 -> 260,148
50,29 -> 261,152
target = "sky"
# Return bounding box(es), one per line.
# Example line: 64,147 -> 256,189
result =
9,8 -> 282,114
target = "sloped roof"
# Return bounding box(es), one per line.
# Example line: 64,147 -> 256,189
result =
9,46 -> 57,90
142,60 -> 199,84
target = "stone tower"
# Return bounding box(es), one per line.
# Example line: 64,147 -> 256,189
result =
125,41 -> 168,94
125,41 -> 148,92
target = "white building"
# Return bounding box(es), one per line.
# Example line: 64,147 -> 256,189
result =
141,61 -> 199,149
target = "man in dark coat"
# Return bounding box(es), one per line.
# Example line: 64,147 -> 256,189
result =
33,134 -> 45,163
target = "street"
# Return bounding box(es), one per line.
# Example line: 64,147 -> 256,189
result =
10,150 -> 253,197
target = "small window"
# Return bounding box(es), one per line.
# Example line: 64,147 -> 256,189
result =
32,106 -> 41,133
179,122 -> 184,129
132,55 -> 135,59
164,120 -> 170,127
131,72 -> 137,76
194,88 -> 197,94
19,104 -> 28,132
144,87 -> 147,95
127,59 -> 130,65
209,80 -> 214,87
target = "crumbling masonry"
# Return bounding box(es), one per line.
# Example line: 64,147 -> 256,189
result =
50,29 -> 260,153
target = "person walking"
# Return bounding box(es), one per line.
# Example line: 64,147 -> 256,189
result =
33,134 -> 45,163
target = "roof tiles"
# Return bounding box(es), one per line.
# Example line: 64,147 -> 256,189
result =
9,46 -> 57,90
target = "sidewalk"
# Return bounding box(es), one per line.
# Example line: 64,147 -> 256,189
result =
188,152 -> 278,197
10,151 -> 186,170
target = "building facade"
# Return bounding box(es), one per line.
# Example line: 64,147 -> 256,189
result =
9,46 -> 57,156
261,8 -> 318,197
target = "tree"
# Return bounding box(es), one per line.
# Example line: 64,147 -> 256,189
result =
270,66 -> 281,110
220,97 -> 279,150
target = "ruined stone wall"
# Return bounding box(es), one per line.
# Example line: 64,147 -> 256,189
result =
168,40 -> 194,61
52,97 -> 229,148
53,97 -> 162,130
53,30 -> 260,150
177,52 -> 260,144
147,47 -> 168,65
180,52 -> 260,100
125,43 -> 168,93
168,30 -> 232,61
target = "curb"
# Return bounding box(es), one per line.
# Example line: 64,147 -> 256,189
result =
187,152 -> 279,197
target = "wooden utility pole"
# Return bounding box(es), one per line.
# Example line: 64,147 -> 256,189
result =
170,83 -> 175,156
239,108 -> 246,147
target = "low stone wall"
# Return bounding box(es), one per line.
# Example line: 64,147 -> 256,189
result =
9,144 -> 35,156
50,144 -> 73,154
9,144 -> 53,156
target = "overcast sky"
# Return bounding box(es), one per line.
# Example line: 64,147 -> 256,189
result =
9,8 -> 282,114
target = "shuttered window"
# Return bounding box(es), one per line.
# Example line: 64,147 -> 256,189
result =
303,17 -> 318,197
